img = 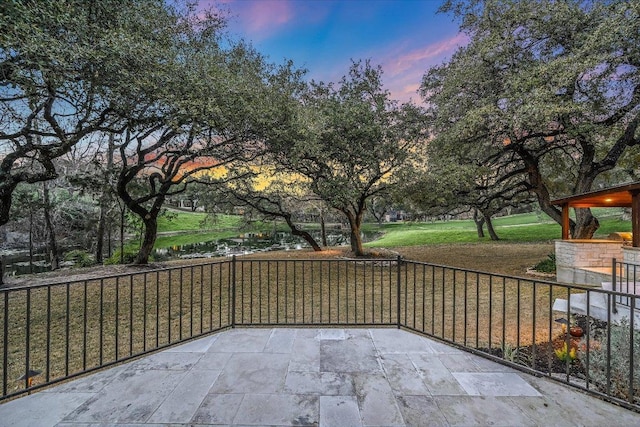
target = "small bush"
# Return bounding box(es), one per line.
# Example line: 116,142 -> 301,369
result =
63,250 -> 95,268
104,248 -> 139,265
533,253 -> 556,273
588,317 -> 640,401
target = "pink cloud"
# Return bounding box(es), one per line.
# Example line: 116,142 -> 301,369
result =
381,33 -> 469,104
385,33 -> 468,77
246,1 -> 293,33
217,0 -> 295,39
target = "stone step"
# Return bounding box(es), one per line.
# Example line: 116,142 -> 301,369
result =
553,290 -> 640,328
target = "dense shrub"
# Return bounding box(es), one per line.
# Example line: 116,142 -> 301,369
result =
104,248 -> 141,265
63,249 -> 95,268
533,253 -> 556,273
588,317 -> 640,402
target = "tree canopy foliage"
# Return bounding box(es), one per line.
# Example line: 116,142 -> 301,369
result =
421,0 -> 640,238
1,0 -> 307,266
0,0 -> 186,226
270,61 -> 427,255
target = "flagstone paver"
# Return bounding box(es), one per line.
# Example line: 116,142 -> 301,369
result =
1,327 -> 639,426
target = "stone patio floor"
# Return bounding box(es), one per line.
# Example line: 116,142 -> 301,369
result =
1,328 -> 639,426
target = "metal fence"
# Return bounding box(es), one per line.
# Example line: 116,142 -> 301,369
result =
612,258 -> 640,309
1,256 -> 639,412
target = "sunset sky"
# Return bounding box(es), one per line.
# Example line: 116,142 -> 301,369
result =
199,0 -> 467,104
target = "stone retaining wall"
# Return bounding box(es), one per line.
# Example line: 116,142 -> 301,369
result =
555,239 -> 624,285
624,246 -> 640,265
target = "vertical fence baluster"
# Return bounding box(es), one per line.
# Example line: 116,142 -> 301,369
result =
200,265 -> 204,334
607,293 -> 612,397
65,283 -> 70,374
431,266 -> 435,335
474,273 -> 479,348
503,277 -> 507,363
250,261 -> 254,324
488,276 -> 493,351
209,264 -> 214,331
83,281 -> 88,370
464,271 -> 468,347
24,289 -> 31,390
531,283 -> 536,370
422,264 -> 426,333
396,256 -> 401,328
372,261 -> 377,324
517,279 -> 521,356
2,292 -> 7,396
547,284 -> 553,375
143,273 -> 148,352
284,261 -> 288,324
179,268 -> 183,340
99,279 -> 104,366
320,260 -> 324,323
129,275 -> 133,356
452,270 -> 456,343
442,268 -> 446,338
585,290 -> 591,389
629,296 -> 635,403
231,256 -> 236,328
46,286 -> 51,382
564,286 -> 570,381
613,258 -> 618,314
328,261 -> 332,324
259,261 -> 263,324
155,271 -> 160,347
190,266 -> 194,337
168,271 -> 172,343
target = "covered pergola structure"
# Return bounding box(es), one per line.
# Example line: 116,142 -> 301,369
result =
551,181 -> 640,248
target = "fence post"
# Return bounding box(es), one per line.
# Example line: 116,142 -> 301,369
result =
612,258 -> 618,314
397,255 -> 402,329
231,255 -> 237,328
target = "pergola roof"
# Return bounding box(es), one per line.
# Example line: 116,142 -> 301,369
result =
551,182 -> 640,208
551,181 -> 640,247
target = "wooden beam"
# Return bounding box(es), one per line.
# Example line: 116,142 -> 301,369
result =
632,191 -> 640,248
562,204 -> 570,240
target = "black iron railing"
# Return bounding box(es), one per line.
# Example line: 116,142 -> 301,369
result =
1,256 -> 639,412
612,258 -> 640,309
0,261 -> 233,401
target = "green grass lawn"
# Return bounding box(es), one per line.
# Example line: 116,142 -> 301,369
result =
152,208 -> 631,249
366,209 -> 630,248
157,211 -> 241,232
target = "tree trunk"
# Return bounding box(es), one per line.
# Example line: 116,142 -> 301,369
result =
120,206 -> 125,264
483,212 -> 500,241
96,206 -> 106,263
42,181 -> 59,270
284,214 -> 322,251
29,211 -> 34,273
320,210 -> 328,247
573,207 -> 599,239
96,133 -> 115,264
135,215 -> 158,264
346,210 -> 365,256
473,209 -> 485,238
